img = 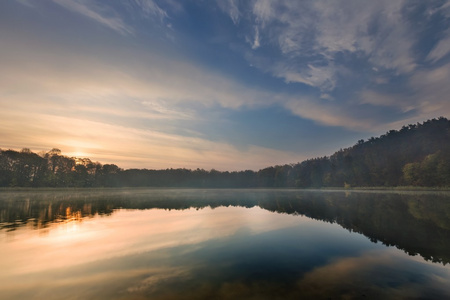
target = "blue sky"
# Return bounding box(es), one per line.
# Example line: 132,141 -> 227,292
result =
1,0 -> 450,170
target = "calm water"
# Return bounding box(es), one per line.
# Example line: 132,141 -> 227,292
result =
1,189 -> 450,299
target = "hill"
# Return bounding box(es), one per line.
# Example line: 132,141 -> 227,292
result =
291,117 -> 450,187
0,117 -> 449,188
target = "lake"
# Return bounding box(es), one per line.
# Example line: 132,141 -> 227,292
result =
1,188 -> 450,299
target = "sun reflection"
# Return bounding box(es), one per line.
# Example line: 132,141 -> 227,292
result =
53,206 -> 84,229
65,207 -> 82,222
50,207 -> 85,237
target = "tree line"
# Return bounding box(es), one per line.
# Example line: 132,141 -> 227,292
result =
1,117 -> 449,188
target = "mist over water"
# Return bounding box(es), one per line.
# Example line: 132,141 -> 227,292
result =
1,189 -> 450,299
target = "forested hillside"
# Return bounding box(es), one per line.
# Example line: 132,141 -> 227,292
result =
1,117 -> 449,188
293,117 -> 450,187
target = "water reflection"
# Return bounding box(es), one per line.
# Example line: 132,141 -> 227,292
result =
1,189 -> 450,264
0,189 -> 450,299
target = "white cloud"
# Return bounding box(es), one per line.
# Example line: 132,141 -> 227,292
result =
0,21 -> 314,169
238,0 -> 419,90
359,90 -> 416,113
2,21 -> 386,137
359,62 -> 450,131
0,27 -> 274,111
252,26 -> 260,49
285,98 -> 376,131
133,0 -> 167,21
252,0 -> 274,26
408,63 -> 450,114
217,0 -> 240,25
280,63 -> 337,91
4,0 -> 450,167
52,0 -> 133,35
427,30 -> 450,63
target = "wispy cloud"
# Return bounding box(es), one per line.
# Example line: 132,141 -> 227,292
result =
276,63 -> 337,91
427,30 -> 450,63
0,21 -> 311,168
359,62 -> 450,131
285,97 -> 378,132
251,26 -> 260,49
232,0 -> 420,91
0,109 -> 308,170
3,0 -> 450,169
52,0 -> 134,35
217,0 -> 240,25
133,0 -> 167,21
218,0 -> 450,130
252,0 -> 274,26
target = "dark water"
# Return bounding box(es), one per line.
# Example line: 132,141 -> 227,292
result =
0,188 -> 449,299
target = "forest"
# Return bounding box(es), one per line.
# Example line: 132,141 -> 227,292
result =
1,117 -> 449,188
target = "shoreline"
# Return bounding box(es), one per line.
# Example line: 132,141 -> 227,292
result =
1,186 -> 449,192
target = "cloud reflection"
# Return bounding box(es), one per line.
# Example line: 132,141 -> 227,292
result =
1,201 -> 450,299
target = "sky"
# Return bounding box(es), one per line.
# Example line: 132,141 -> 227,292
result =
1,0 -> 450,171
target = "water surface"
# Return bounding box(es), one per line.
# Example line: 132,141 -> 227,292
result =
1,189 -> 449,299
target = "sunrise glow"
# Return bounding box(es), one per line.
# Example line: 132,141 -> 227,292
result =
1,1 -> 449,170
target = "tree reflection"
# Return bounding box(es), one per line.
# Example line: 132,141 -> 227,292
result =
1,189 -> 449,264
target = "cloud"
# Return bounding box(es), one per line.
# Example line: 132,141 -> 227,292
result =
285,98 -> 377,131
408,63 -> 450,114
0,40 -> 311,169
231,0 -> 420,91
358,62 -> 450,132
427,30 -> 450,63
359,90 -> 413,111
3,0 -> 450,169
52,0 -> 133,35
251,26 -> 260,49
0,18 -> 379,163
217,0 -> 240,25
0,109 -> 309,170
252,0 -> 275,26
0,11 -> 319,170
279,63 -> 337,91
295,250 -> 442,299
221,0 -> 450,131
132,0 -> 168,22
311,0 -> 416,73
0,24 -> 273,109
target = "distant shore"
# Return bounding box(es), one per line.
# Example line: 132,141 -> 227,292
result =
323,186 -> 450,191
1,186 -> 449,192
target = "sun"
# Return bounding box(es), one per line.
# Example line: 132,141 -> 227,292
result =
72,151 -> 87,158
